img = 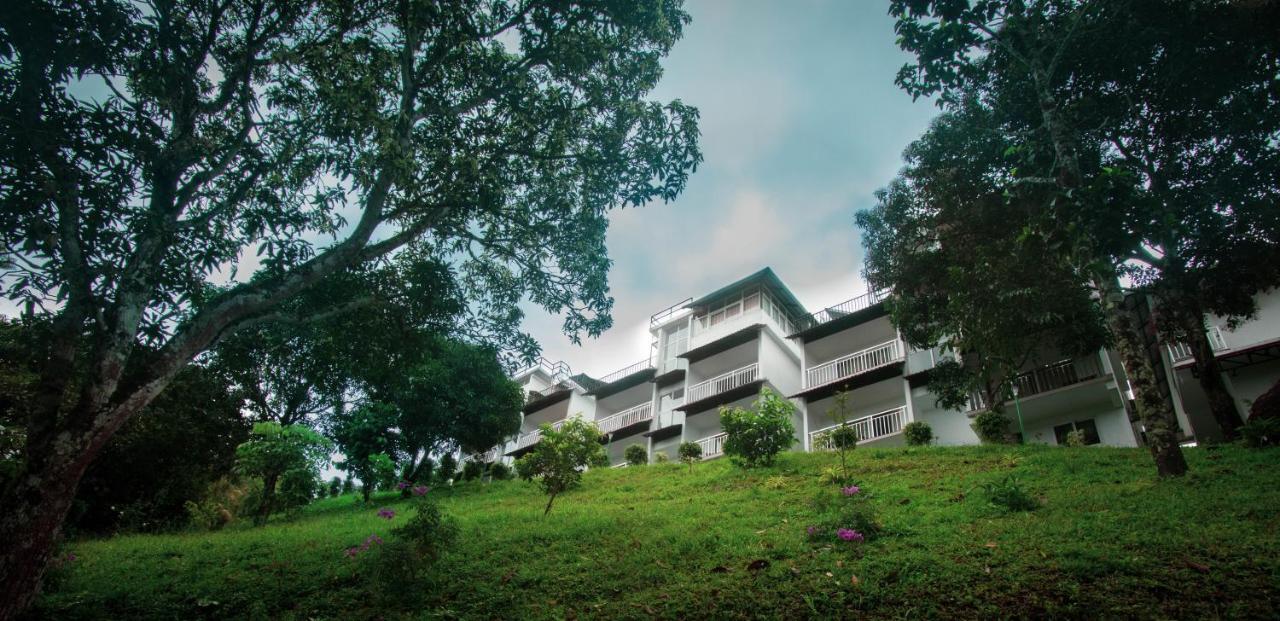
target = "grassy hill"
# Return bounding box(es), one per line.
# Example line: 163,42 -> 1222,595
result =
33,445 -> 1280,620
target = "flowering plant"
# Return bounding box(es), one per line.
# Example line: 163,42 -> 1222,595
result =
376,507 -> 396,520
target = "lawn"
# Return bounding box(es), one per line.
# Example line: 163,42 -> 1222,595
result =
33,445 -> 1280,620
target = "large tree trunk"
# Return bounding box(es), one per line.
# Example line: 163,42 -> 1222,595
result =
255,472 -> 280,526
1183,317 -> 1242,440
1098,279 -> 1188,477
0,437 -> 98,619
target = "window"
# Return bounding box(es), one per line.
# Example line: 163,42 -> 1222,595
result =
724,302 -> 740,318
1053,419 -> 1100,445
744,293 -> 760,311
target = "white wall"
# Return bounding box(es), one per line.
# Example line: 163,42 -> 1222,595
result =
908,384 -> 979,446
759,331 -> 802,396
1021,404 -> 1136,448
1213,289 -> 1280,351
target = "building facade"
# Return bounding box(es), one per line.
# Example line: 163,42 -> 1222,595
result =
484,267 -> 1279,466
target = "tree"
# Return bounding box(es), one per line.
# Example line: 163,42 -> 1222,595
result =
857,99 -> 1108,432
0,0 -> 700,609
719,388 -> 796,468
514,417 -> 605,515
888,0 -> 1279,474
436,452 -> 458,486
824,392 -> 859,478
233,422 -> 330,525
331,403 -> 400,503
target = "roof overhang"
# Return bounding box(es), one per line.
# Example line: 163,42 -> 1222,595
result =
651,368 -> 686,386
644,423 -> 683,442
685,267 -> 808,321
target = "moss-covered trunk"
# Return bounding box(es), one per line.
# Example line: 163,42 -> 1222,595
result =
1182,315 -> 1242,440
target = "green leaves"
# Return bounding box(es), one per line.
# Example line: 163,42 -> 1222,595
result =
515,416 -> 606,514
719,388 -> 796,468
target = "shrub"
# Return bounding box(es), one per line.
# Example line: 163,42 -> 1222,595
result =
185,477 -> 257,530
488,462 -> 513,480
437,453 -> 458,485
830,425 -> 858,451
805,485 -> 879,545
653,452 -> 670,463
341,477 -> 354,495
1240,417 -> 1280,448
677,441 -> 702,471
719,388 -> 796,468
982,475 -> 1038,512
277,468 -> 320,516
1064,428 -> 1087,447
972,410 -> 1012,444
903,421 -> 933,446
624,444 -> 648,466
328,476 -> 342,497
515,417 -> 606,515
392,497 -> 459,562
819,465 -> 854,486
461,460 -> 483,481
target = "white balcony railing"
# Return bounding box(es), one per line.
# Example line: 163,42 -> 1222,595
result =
697,432 -> 729,459
687,363 -> 759,404
612,462 -> 629,469
805,340 -> 903,389
514,419 -> 566,451
472,446 -> 501,463
967,356 -> 1102,411
597,402 -> 654,435
597,358 -> 655,385
809,406 -> 907,450
1168,326 -> 1229,363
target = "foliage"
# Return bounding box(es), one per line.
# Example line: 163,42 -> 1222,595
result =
677,442 -> 702,471
332,403 -> 401,502
392,497 -> 459,564
488,462 -> 512,481
341,478 -> 354,496
183,478 -> 257,531
33,446 -> 1280,619
515,417 -> 605,515
233,423 -> 331,525
437,453 -> 458,485
461,460 -> 483,482
982,475 -> 1039,513
806,485 -> 879,545
653,452 -> 670,464
366,454 -> 399,493
719,388 -> 797,468
624,444 -> 648,466
819,465 -> 854,487
328,477 -> 342,498
972,411 -> 1012,445
824,392 -> 857,480
903,421 -> 933,447
0,0 -> 702,607
1064,429 -> 1087,448
1239,418 -> 1280,449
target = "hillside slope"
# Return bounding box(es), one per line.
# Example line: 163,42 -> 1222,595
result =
34,446 -> 1280,619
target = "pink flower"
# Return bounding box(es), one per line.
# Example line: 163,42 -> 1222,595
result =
841,485 -> 861,496
412,485 -> 431,496
396,481 -> 410,490
806,526 -> 817,535
836,528 -> 864,542
376,507 -> 395,520
344,546 -> 360,558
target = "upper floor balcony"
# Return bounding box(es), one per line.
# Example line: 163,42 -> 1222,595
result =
597,402 -> 654,437
511,419 -> 567,454
805,339 -> 904,390
686,362 -> 759,405
967,355 -> 1105,412
1167,326 -> 1229,364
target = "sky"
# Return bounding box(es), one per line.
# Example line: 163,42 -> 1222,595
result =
520,0 -> 939,380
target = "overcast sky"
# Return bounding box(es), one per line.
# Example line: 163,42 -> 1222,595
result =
521,0 -> 938,380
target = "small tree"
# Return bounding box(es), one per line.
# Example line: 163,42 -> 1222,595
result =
233,423 -> 331,525
461,460 -> 483,481
825,392 -> 859,478
437,453 -> 458,486
719,388 -> 797,468
328,477 -> 342,498
332,403 -> 401,502
515,418 -> 606,515
624,444 -> 648,466
903,422 -> 933,447
678,442 -> 702,472
341,477 -> 354,496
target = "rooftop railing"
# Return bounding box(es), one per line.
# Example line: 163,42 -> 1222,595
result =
650,297 -> 694,328
596,358 -> 655,385
515,357 -> 572,382
795,289 -> 891,332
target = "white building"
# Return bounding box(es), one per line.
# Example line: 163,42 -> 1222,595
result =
484,267 -> 1279,466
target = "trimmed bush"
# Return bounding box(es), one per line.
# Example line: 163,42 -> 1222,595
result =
461,460 -> 483,481
653,452 -> 670,463
624,444 -> 648,466
903,421 -> 933,446
677,441 -> 702,471
719,388 -> 796,468
488,462 -> 512,480
972,410 -> 1012,444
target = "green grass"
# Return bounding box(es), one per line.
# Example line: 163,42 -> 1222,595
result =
35,445 -> 1280,619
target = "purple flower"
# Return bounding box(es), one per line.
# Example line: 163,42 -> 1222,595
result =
396,481 -> 410,490
841,485 -> 861,497
344,546 -> 360,558
412,485 -> 431,496
376,507 -> 395,520
806,526 -> 818,536
65,553 -> 77,563
366,534 -> 384,546
836,528 -> 864,542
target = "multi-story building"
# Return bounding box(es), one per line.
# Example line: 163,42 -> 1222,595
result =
483,266 -> 1278,466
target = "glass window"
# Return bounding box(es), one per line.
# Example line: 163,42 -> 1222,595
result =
710,310 -> 724,326
744,293 -> 760,311
724,302 -> 740,318
1053,419 -> 1100,445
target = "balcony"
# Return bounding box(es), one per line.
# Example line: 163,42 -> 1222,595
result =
967,356 -> 1103,411
794,289 -> 890,333
597,402 -> 654,436
805,340 -> 904,389
513,419 -> 566,452
472,446 -> 501,463
596,358 -> 655,385
1167,327 -> 1228,363
687,363 -> 759,404
809,406 -> 907,449
697,432 -> 728,459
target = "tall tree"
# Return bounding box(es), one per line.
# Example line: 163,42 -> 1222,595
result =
888,0 -> 1279,472
330,402 -> 400,503
233,422 -> 330,525
0,1 -> 700,613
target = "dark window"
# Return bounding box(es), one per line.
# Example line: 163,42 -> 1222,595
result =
1054,419 -> 1100,445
